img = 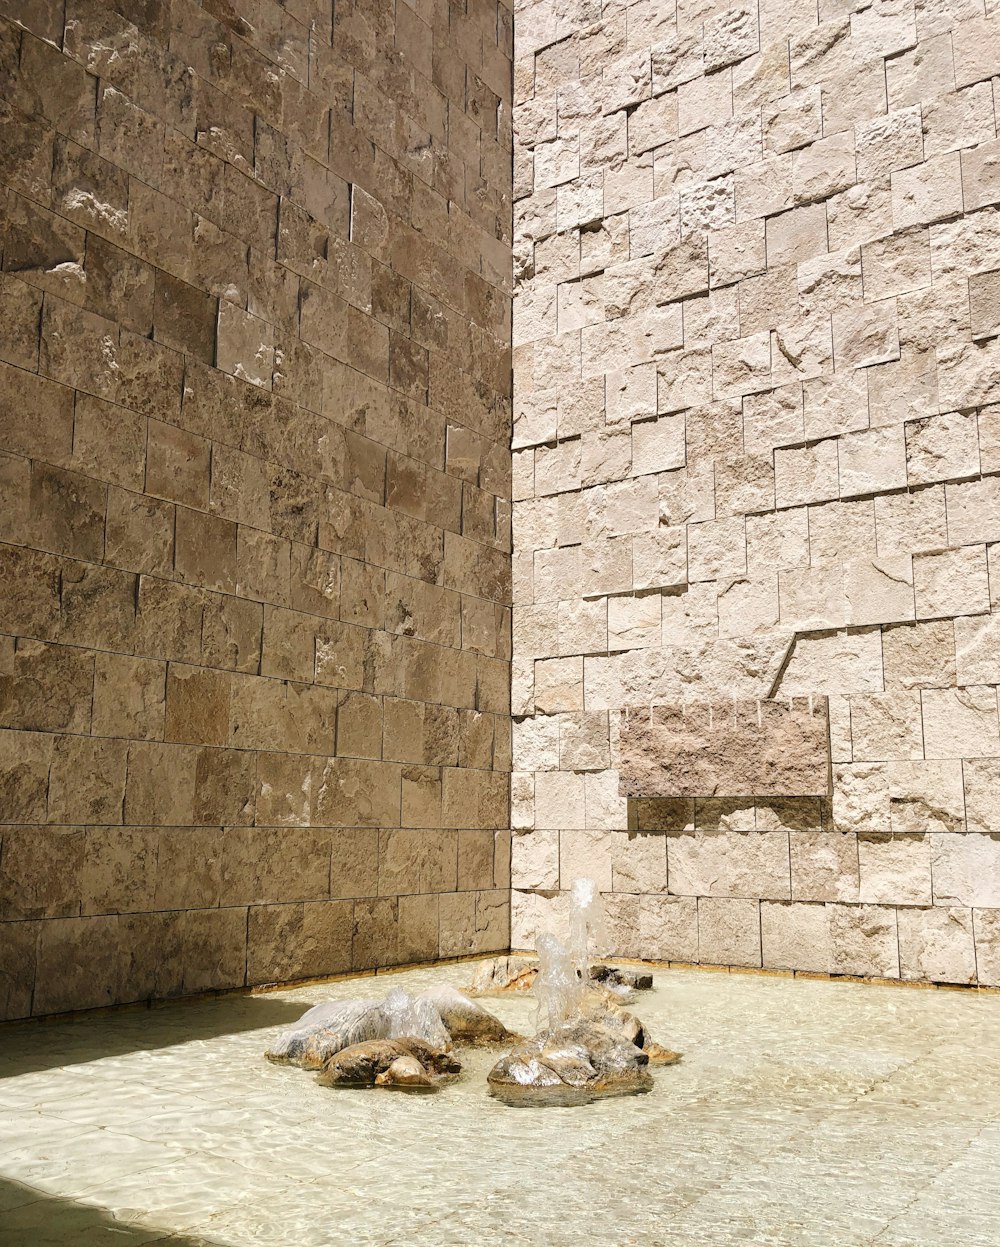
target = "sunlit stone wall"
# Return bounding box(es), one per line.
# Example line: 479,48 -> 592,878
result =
510,0 -> 1000,982
0,0 -> 512,1019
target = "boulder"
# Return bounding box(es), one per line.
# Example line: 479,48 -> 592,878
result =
317,1038 -> 461,1089
420,986 -> 516,1045
375,1056 -> 434,1089
265,1000 -> 390,1067
266,987 -> 454,1070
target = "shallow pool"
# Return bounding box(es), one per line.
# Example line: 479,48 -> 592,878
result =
2,960 -> 1000,1246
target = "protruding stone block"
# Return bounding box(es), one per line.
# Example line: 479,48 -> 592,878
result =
618,698 -> 831,798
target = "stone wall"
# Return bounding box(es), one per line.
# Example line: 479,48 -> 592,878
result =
0,0 -> 512,1019
510,0 -> 1000,983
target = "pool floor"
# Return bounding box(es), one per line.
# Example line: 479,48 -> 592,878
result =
2,960 -> 1000,1246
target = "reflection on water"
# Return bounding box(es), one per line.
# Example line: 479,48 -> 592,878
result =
2,960 -> 1000,1246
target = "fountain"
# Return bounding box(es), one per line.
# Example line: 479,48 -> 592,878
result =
265,879 -> 679,1104
486,879 -> 681,1106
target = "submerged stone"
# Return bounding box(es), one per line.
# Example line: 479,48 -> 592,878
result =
318,1038 -> 461,1089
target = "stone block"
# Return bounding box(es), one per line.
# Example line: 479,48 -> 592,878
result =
881,619 -> 956,690
697,896 -> 762,967
761,900 -> 832,972
766,202 -> 827,266
828,903 -> 900,977
774,440 -> 840,508
905,411 -> 980,486
914,546 -> 990,621
875,487 -> 947,560
952,611 -> 997,683
534,770 -> 586,829
898,906 -> 976,984
932,833 -> 1000,907
559,826 -> 613,891
891,151 -> 963,228
961,757 -> 1000,837
790,830 -> 860,902
921,686 -> 1000,758
48,736 -> 128,825
858,833 -> 932,904
973,909 -> 1000,986
850,692 -> 924,761
969,270 -> 1000,341
608,829 -> 667,893
668,830 -> 791,899
781,628 -> 884,697
618,698 -> 831,798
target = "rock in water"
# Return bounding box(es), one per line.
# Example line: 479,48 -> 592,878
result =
265,987 -> 454,1069
468,957 -> 653,996
318,1038 -> 461,1089
487,1019 -> 653,1107
466,956 -> 539,994
589,964 -> 653,991
374,1056 -> 434,1088
265,1000 -> 390,1067
418,986 -> 514,1045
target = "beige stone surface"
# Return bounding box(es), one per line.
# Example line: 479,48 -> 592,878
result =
697,897 -> 762,967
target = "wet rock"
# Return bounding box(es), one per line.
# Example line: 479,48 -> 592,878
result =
467,955 -> 539,994
487,1019 -> 655,1106
375,1055 -> 434,1088
589,963 -> 653,991
318,1038 -> 461,1089
468,956 -> 653,995
265,1000 -> 390,1067
420,985 -> 515,1045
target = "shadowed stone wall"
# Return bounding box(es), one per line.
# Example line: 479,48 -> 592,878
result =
0,0 -> 512,1019
510,0 -> 1000,983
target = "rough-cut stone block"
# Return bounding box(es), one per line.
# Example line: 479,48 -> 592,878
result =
932,834 -> 1000,907
828,903 -> 900,977
921,686 -> 1000,759
761,900 -> 832,972
858,833 -> 932,904
619,698 -> 831,798
897,906 -> 976,984
697,896 -> 762,967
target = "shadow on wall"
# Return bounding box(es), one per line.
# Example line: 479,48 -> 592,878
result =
0,992 -> 307,1081
0,1174 -> 229,1245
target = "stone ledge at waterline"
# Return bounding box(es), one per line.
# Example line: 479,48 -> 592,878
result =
618,699 -> 832,800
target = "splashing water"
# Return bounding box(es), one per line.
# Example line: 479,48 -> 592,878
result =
534,878 -> 609,1031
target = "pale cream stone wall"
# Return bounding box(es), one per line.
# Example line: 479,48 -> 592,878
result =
0,0 -> 512,1018
511,0 -> 1000,982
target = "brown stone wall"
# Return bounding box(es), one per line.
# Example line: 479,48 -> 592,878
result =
0,0 -> 512,1019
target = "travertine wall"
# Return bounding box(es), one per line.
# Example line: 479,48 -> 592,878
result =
511,0 -> 1000,983
0,0 -> 512,1019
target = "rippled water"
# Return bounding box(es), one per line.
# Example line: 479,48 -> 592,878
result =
2,961 -> 1000,1246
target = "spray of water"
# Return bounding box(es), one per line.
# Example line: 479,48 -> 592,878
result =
533,878 -> 608,1031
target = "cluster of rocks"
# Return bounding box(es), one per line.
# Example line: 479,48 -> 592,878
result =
267,962 -> 679,1102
